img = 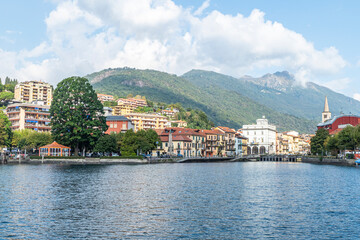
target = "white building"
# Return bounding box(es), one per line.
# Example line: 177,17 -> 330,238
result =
242,116 -> 277,155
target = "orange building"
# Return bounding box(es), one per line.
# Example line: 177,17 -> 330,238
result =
39,141 -> 71,156
105,116 -> 134,134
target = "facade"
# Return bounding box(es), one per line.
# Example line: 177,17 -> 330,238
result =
6,103 -> 51,132
154,127 -> 206,157
124,113 -> 169,132
214,126 -> 236,156
235,133 -> 248,156
161,109 -> 178,118
105,116 -> 134,134
202,129 -> 224,157
242,116 -> 277,155
153,134 -> 192,157
97,93 -> 114,102
14,81 -> 53,106
170,120 -> 188,127
317,115 -> 360,135
276,131 -> 311,155
39,141 -> 71,156
117,98 -> 147,108
112,104 -> 136,116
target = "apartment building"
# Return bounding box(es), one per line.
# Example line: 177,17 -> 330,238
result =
6,103 -> 51,132
14,81 -> 53,106
214,126 -> 236,156
97,94 -> 114,102
235,132 -> 248,156
117,98 -> 147,108
112,104 -> 136,116
105,116 -> 134,134
202,129 -> 224,157
124,113 -> 169,132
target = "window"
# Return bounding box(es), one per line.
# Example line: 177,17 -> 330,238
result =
165,143 -> 168,147
110,123 -> 113,128
114,123 -> 117,128
122,123 -> 126,129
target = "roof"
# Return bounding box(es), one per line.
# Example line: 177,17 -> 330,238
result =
201,129 -> 223,135
215,126 -> 236,133
158,127 -> 206,137
6,103 -> 50,109
160,135 -> 192,142
106,116 -> 130,121
39,141 -> 70,149
317,115 -> 360,127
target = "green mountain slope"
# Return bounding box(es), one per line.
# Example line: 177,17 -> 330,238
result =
182,69 -> 360,121
88,68 -> 316,133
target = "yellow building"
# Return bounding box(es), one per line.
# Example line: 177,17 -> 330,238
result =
112,104 -> 136,115
124,113 -> 169,132
14,81 -> 53,106
276,131 -> 309,155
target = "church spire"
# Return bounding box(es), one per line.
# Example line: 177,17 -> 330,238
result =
324,96 -> 330,112
322,96 -> 331,123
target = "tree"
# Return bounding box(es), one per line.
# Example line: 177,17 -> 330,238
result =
0,91 -> 14,106
0,111 -> 12,147
103,101 -> 117,107
94,134 -> 117,155
12,129 -> 52,152
50,76 -> 108,155
337,126 -> 356,151
310,128 -> 329,155
325,135 -> 339,156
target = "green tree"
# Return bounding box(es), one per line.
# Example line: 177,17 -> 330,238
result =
337,126 -> 356,151
0,111 -> 12,147
50,76 -> 108,155
0,91 -> 14,106
310,128 -> 329,155
94,134 -> 117,155
325,135 -> 339,156
103,101 -> 117,107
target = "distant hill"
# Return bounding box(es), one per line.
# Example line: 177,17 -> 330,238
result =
87,68 -> 316,133
182,70 -> 360,121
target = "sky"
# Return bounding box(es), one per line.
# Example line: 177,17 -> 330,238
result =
0,0 -> 360,100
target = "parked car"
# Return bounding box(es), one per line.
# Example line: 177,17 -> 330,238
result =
177,154 -> 184,158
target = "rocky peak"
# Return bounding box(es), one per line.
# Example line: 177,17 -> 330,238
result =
243,71 -> 295,92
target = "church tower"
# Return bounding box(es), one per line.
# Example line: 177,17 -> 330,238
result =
322,96 -> 331,123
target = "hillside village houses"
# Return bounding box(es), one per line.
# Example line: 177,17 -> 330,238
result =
3,78 -> 311,156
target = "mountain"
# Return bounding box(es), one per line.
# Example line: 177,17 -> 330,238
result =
182,70 -> 360,121
87,67 -> 317,133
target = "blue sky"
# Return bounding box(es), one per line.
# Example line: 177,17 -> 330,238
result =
0,0 -> 359,99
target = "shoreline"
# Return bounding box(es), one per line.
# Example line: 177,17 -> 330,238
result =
1,156 -> 357,167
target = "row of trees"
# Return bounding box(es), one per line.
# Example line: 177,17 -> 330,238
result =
311,126 -> 360,156
94,129 -> 159,156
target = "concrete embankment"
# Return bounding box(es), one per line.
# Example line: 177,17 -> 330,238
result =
4,158 -> 148,165
302,157 -> 355,166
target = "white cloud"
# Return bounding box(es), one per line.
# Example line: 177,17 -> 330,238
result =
194,0 -> 210,16
0,0 -> 348,86
324,78 -> 351,91
353,93 -> 360,101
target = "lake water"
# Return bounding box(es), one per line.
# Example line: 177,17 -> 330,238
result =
1,162 -> 360,239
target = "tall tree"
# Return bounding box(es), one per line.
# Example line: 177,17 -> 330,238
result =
0,111 -> 12,147
310,128 -> 329,155
50,76 -> 108,155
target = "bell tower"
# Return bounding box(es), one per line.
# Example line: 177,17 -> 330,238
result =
322,96 -> 331,123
